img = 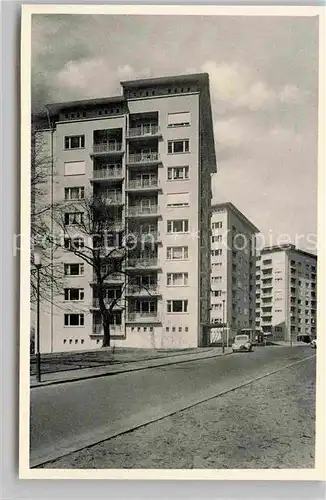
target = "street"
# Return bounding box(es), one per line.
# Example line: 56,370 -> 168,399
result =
30,346 -> 316,468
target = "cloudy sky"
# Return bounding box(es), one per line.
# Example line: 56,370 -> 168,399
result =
32,14 -> 318,252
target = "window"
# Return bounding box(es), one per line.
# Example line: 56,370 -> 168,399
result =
167,166 -> 189,180
167,139 -> 189,154
212,235 -> 222,242
167,112 -> 191,127
101,289 -> 120,300
64,212 -> 84,226
65,187 -> 85,201
64,161 -> 86,176
64,263 -> 84,276
167,246 -> 188,260
166,193 -> 190,207
167,300 -> 188,313
167,219 -> 189,233
212,276 -> 222,284
64,135 -> 85,149
212,290 -> 222,297
64,237 -> 84,250
64,314 -> 84,327
167,272 -> 188,286
64,288 -> 84,301
211,249 -> 222,256
212,221 -> 223,229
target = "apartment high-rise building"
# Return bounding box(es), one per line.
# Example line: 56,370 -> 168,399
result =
210,202 -> 259,343
255,244 -> 317,342
33,73 -> 216,352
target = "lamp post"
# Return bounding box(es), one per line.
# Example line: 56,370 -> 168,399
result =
34,245 -> 42,382
222,299 -> 226,353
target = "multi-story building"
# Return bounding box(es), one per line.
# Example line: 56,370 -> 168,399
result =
34,73 -> 216,352
210,202 -> 259,344
255,244 -> 317,342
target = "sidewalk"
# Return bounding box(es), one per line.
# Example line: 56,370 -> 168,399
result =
30,347 -> 233,388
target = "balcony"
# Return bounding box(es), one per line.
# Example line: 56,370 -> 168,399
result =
130,231 -> 161,245
93,247 -> 124,260
261,282 -> 273,289
125,258 -> 160,270
102,194 -> 123,206
91,272 -> 124,284
126,178 -> 160,192
126,312 -> 161,323
125,284 -> 159,297
91,298 -> 122,310
91,142 -> 124,157
261,317 -> 272,324
127,205 -> 159,218
127,125 -> 161,140
126,152 -> 161,166
91,167 -> 123,182
91,324 -> 124,337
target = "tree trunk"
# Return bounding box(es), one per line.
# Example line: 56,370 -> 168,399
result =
102,316 -> 111,347
97,293 -> 111,348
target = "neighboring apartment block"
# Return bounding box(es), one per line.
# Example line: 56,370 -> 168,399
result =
210,202 -> 259,343
34,73 -> 216,352
255,245 -> 317,342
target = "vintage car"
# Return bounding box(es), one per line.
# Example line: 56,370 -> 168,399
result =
310,339 -> 317,349
232,334 -> 253,353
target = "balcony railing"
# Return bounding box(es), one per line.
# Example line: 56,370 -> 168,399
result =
127,125 -> 160,138
126,312 -> 160,323
92,324 -> 123,336
102,194 -> 123,205
126,284 -> 158,296
127,179 -> 159,190
93,142 -> 123,154
126,258 -> 158,269
132,231 -> 160,243
93,272 -> 123,283
92,298 -> 121,308
127,205 -> 159,217
127,152 -> 160,164
93,168 -> 123,180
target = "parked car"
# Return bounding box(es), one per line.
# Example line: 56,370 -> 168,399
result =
232,334 -> 253,353
310,339 -> 317,349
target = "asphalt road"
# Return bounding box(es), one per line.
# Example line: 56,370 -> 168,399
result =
30,345 -> 315,467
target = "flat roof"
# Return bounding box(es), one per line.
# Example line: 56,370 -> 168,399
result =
121,73 -> 209,89
43,73 -> 210,115
45,95 -> 125,115
260,244 -> 317,260
211,202 -> 260,233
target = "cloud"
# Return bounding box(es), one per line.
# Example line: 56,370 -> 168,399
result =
55,58 -> 152,101
214,117 -> 256,152
201,61 -> 307,112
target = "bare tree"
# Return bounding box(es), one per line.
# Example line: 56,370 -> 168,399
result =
30,124 -> 64,304
51,195 -> 155,347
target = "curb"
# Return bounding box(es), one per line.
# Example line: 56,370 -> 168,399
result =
30,350 -> 233,389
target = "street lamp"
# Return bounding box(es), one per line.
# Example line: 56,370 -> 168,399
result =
222,299 -> 226,353
34,245 -> 42,382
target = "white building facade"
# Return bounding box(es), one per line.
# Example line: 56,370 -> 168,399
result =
33,73 -> 217,352
210,203 -> 259,344
255,245 -> 317,342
